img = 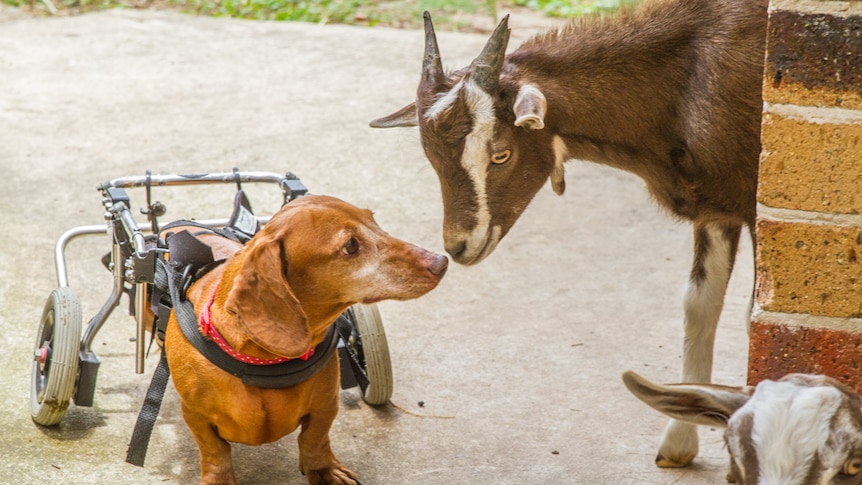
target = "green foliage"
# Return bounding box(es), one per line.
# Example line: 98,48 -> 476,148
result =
1,0 -> 643,24
3,0 -> 129,13
513,0 -> 641,17
170,0 -> 360,22
164,0 -> 491,26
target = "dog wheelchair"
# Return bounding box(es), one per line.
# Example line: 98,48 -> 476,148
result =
31,169 -> 394,430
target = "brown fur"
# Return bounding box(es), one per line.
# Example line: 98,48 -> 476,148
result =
164,195 -> 447,485
375,0 -> 767,252
505,0 -> 768,225
371,0 -> 769,468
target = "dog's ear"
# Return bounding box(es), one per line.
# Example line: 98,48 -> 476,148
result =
224,237 -> 312,358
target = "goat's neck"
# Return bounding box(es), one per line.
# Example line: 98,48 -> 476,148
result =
506,16 -> 697,176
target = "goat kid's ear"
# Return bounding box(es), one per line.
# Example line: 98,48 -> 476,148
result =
369,102 -> 419,128
513,84 -> 546,130
224,238 -> 312,358
622,370 -> 754,428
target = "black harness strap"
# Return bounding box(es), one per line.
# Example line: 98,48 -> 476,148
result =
336,317 -> 370,392
165,247 -> 339,387
126,350 -> 170,467
160,219 -> 243,244
126,255 -> 177,467
127,191 -> 334,466
127,257 -> 340,467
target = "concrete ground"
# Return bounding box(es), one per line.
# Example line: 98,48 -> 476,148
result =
0,8 -> 753,485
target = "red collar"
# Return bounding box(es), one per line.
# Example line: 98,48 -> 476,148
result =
199,285 -> 314,365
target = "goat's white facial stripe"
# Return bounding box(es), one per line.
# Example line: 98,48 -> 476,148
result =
454,80 -> 497,262
424,80 -> 464,121
422,78 -> 500,263
741,381 -> 844,484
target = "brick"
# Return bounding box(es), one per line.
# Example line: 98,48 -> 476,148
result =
762,10 -> 862,110
758,112 -> 862,214
755,218 -> 862,318
748,320 -> 862,394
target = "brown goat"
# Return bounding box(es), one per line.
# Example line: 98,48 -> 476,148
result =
371,0 -> 768,469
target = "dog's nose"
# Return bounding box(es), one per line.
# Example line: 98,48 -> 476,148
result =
429,254 -> 449,277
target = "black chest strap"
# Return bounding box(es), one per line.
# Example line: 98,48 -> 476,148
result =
160,257 -> 339,388
127,257 -> 339,467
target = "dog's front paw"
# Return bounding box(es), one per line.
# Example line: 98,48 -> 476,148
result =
303,463 -> 358,485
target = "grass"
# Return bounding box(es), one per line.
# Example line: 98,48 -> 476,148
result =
513,0 -> 641,17
4,0 -> 641,30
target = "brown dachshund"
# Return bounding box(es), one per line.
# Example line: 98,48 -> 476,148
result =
164,195 -> 448,485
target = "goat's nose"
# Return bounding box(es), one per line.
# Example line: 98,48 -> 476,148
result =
429,254 -> 449,277
444,240 -> 467,260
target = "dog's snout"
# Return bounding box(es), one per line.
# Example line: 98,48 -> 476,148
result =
429,254 -> 448,277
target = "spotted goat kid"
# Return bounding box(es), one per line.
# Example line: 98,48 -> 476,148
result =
624,371 -> 862,484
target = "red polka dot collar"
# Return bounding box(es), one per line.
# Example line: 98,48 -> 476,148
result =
198,285 -> 315,365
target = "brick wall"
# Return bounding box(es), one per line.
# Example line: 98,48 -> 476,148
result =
749,0 -> 862,390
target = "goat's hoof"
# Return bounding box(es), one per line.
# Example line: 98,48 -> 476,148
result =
655,452 -> 695,468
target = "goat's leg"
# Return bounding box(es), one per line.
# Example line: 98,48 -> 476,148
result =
656,221 -> 741,468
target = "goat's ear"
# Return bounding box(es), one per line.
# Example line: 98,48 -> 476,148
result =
224,237 -> 312,358
513,84 -> 546,130
622,371 -> 754,428
370,102 -> 419,128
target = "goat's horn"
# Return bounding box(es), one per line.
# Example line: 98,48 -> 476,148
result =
468,15 -> 510,92
422,11 -> 444,85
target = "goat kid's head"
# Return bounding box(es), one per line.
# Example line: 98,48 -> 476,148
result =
371,12 -> 561,265
622,371 -> 862,485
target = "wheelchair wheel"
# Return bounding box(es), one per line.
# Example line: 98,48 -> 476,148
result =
31,287 -> 82,426
349,304 -> 393,405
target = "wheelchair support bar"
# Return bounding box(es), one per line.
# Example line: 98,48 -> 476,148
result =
54,224 -> 108,289
55,170 -> 305,380
98,171 -> 308,204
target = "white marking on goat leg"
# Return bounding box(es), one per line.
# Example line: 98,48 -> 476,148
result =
424,80 -> 464,121
682,224 -> 734,384
658,223 -> 736,467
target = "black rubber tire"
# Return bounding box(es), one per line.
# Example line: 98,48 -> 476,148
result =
31,287 -> 82,426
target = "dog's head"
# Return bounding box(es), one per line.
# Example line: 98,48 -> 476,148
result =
225,194 -> 447,358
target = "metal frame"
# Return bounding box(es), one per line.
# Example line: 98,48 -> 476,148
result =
54,171 -> 307,378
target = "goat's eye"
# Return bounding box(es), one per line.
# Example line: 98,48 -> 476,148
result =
343,237 -> 359,255
491,150 -> 511,165
842,457 -> 862,476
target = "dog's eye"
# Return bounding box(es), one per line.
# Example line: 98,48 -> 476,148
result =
343,237 -> 359,255
491,150 -> 511,165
